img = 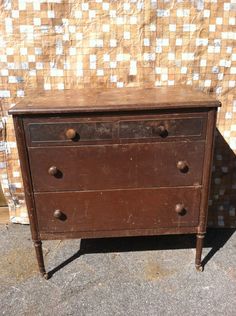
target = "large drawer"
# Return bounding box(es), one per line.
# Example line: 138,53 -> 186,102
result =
29,141 -> 205,192
34,187 -> 201,233
24,113 -> 207,146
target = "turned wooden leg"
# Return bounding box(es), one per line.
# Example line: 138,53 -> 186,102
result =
33,240 -> 49,279
195,233 -> 205,272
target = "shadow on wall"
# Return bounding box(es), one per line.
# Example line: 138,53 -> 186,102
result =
208,129 -> 236,228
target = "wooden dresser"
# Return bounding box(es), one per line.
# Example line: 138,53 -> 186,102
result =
9,86 -> 221,279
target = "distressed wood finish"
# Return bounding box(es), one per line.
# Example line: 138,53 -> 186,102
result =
39,226 -> 199,240
9,86 -> 220,115
9,86 -> 220,278
23,113 -> 207,146
28,141 -> 205,191
34,187 -> 201,232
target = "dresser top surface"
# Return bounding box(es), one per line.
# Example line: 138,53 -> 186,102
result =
9,86 -> 221,115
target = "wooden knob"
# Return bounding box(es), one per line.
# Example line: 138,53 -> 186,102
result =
48,166 -> 58,176
65,128 -> 77,140
175,203 -> 186,215
153,125 -> 167,137
177,160 -> 189,172
53,209 -> 63,219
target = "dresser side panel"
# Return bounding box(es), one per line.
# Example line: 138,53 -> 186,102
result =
198,108 -> 217,233
13,116 -> 40,241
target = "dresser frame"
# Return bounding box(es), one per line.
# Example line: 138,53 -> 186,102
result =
10,87 -> 220,279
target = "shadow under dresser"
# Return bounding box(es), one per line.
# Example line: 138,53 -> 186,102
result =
9,86 -> 221,279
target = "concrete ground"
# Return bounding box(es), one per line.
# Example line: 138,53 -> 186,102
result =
0,224 -> 236,316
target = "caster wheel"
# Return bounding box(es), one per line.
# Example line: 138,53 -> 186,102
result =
196,265 -> 204,272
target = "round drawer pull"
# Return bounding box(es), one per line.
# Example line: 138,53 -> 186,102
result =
53,209 -> 66,221
175,203 -> 186,215
153,125 -> 167,137
177,160 -> 189,173
65,128 -> 77,140
53,209 -> 63,219
48,166 -> 58,176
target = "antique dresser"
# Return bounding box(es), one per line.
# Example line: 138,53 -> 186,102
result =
9,86 -> 221,279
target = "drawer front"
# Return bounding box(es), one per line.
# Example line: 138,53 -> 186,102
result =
35,187 -> 201,233
29,141 -> 205,192
118,117 -> 204,139
24,113 -> 207,146
27,121 -> 114,143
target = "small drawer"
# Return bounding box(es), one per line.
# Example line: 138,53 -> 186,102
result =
24,112 -> 207,146
119,117 -> 206,140
34,187 -> 201,233
29,141 -> 205,192
26,121 -> 114,144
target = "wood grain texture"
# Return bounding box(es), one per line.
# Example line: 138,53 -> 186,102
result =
9,86 -> 221,115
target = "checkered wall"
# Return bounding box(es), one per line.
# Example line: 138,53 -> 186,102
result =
0,0 -> 235,227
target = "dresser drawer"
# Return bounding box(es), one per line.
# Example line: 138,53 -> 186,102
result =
29,141 -> 205,192
24,113 -> 207,146
35,187 -> 201,233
